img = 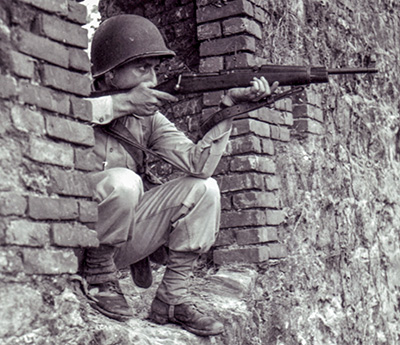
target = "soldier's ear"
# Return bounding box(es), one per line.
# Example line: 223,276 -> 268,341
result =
104,70 -> 117,88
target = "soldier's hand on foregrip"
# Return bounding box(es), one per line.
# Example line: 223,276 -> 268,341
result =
221,77 -> 279,107
111,81 -> 178,118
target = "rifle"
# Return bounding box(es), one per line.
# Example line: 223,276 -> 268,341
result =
91,65 -> 378,134
155,65 -> 378,94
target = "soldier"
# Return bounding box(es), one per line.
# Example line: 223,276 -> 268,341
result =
84,14 -> 277,336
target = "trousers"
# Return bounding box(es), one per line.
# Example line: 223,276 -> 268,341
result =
88,167 -> 221,304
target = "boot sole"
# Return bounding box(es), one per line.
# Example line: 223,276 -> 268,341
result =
149,311 -> 224,337
87,298 -> 133,322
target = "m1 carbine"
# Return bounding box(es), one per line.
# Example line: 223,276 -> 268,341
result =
92,64 -> 378,134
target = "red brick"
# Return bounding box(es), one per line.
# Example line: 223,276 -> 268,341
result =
197,22 -> 221,41
14,29 -> 69,68
203,91 -> 224,107
48,168 -> 92,197
232,118 -> 270,137
69,47 -> 91,72
200,35 -> 256,57
46,116 -> 94,146
0,249 -> 24,273
266,210 -> 284,225
19,82 -> 70,115
37,13 -> 88,48
75,147 -> 97,171
217,173 -> 265,192
253,4 -> 266,22
68,0 -> 88,25
270,125 -> 290,141
227,136 -> 262,155
233,191 -> 279,209
6,220 -> 50,247
78,200 -> 98,223
274,98 -> 293,112
230,155 -> 276,173
70,96 -> 92,121
220,194 -> 232,210
225,52 -> 259,69
291,88 -> 322,107
214,229 -> 236,247
22,248 -> 78,274
10,51 -> 35,78
293,104 -> 324,122
11,105 -> 46,134
261,138 -> 274,155
19,0 -> 68,15
213,246 -> 269,265
221,209 -> 267,228
51,223 -> 99,248
41,64 -> 91,96
0,75 -> 17,99
279,127 -> 290,141
265,175 -> 280,191
293,118 -> 325,134
268,243 -> 287,258
28,196 -> 78,220
197,0 -> 254,23
235,227 -> 278,245
0,192 -> 27,216
213,157 -> 229,175
199,56 -> 224,72
223,17 -> 262,39
27,137 -> 74,168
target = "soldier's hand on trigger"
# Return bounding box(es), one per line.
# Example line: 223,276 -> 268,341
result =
111,81 -> 178,118
221,77 -> 279,107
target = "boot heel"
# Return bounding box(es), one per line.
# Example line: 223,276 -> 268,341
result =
150,311 -> 169,325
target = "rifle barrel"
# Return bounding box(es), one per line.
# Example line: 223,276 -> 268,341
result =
327,67 -> 378,75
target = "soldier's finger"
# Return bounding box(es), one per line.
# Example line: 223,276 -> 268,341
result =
152,89 -> 179,102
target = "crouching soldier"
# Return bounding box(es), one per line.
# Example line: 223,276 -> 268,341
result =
83,14 -> 278,336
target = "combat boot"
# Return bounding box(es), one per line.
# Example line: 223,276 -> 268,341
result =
83,245 -> 133,321
86,279 -> 133,321
149,297 -> 224,336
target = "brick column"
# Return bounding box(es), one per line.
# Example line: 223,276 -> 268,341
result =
196,0 -> 289,264
0,0 -> 98,276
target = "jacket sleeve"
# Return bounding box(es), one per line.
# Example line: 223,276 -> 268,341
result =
87,96 -> 114,125
148,112 -> 232,178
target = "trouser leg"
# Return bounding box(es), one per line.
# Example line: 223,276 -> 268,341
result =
83,168 -> 143,282
114,175 -> 221,267
114,176 -> 221,304
156,250 -> 199,305
83,245 -> 117,284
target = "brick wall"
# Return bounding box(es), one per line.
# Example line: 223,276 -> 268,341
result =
0,0 -> 98,277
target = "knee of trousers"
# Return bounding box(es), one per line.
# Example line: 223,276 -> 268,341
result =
95,168 -> 144,211
190,177 -> 221,206
168,177 -> 221,253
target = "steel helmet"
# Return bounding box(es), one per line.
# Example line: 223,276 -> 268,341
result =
91,14 -> 175,78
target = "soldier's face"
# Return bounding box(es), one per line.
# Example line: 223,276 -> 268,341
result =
110,57 -> 160,89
